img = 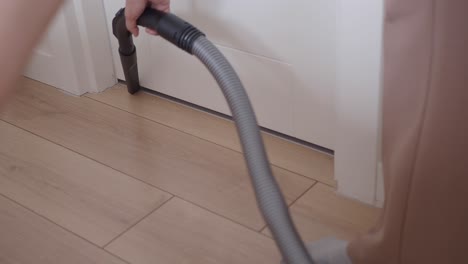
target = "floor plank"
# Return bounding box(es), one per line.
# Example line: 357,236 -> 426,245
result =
1,78 -> 315,230
0,120 -> 171,246
106,198 -> 280,264
86,84 -> 336,186
0,195 -> 126,264
263,183 -> 381,241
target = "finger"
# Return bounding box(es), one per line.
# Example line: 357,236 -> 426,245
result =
150,0 -> 170,12
126,21 -> 139,37
125,12 -> 139,36
145,28 -> 158,35
125,0 -> 146,36
145,1 -> 170,35
154,4 -> 170,12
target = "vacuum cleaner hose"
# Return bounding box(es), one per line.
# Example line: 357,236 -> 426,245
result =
113,8 -> 313,264
192,37 -> 313,264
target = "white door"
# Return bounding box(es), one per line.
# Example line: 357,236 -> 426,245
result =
104,0 -> 337,149
24,0 -> 382,204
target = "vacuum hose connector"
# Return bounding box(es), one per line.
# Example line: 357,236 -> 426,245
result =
137,8 -> 205,54
112,8 -> 205,94
112,8 -> 314,264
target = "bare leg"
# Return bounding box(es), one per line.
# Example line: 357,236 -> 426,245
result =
349,0 -> 468,263
0,0 -> 63,105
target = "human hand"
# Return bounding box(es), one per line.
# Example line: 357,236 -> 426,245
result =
125,0 -> 170,36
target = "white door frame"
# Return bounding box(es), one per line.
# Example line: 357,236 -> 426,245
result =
70,0 -> 384,206
58,0 -> 117,95
334,0 -> 384,206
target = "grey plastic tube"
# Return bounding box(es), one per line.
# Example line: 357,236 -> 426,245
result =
192,36 -> 313,264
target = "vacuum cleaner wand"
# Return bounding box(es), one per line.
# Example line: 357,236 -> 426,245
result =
112,8 -> 204,94
112,8 -> 313,264
112,8 -> 140,94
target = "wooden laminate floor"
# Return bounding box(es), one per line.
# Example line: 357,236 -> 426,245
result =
0,78 -> 380,263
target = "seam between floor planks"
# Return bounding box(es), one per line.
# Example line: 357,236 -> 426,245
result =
0,123 -> 276,262
84,93 -> 336,188
259,180 -> 320,232
1,82 -> 318,231
0,118 -> 173,201
0,119 -> 277,239
1,81 -> 378,262
0,192 -> 132,264
102,196 -> 176,248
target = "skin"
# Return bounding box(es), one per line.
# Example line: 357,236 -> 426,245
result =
0,0 -> 64,105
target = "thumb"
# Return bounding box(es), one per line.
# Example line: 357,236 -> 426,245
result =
125,18 -> 139,37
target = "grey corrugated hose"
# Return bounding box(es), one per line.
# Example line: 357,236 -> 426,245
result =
192,36 -> 314,264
